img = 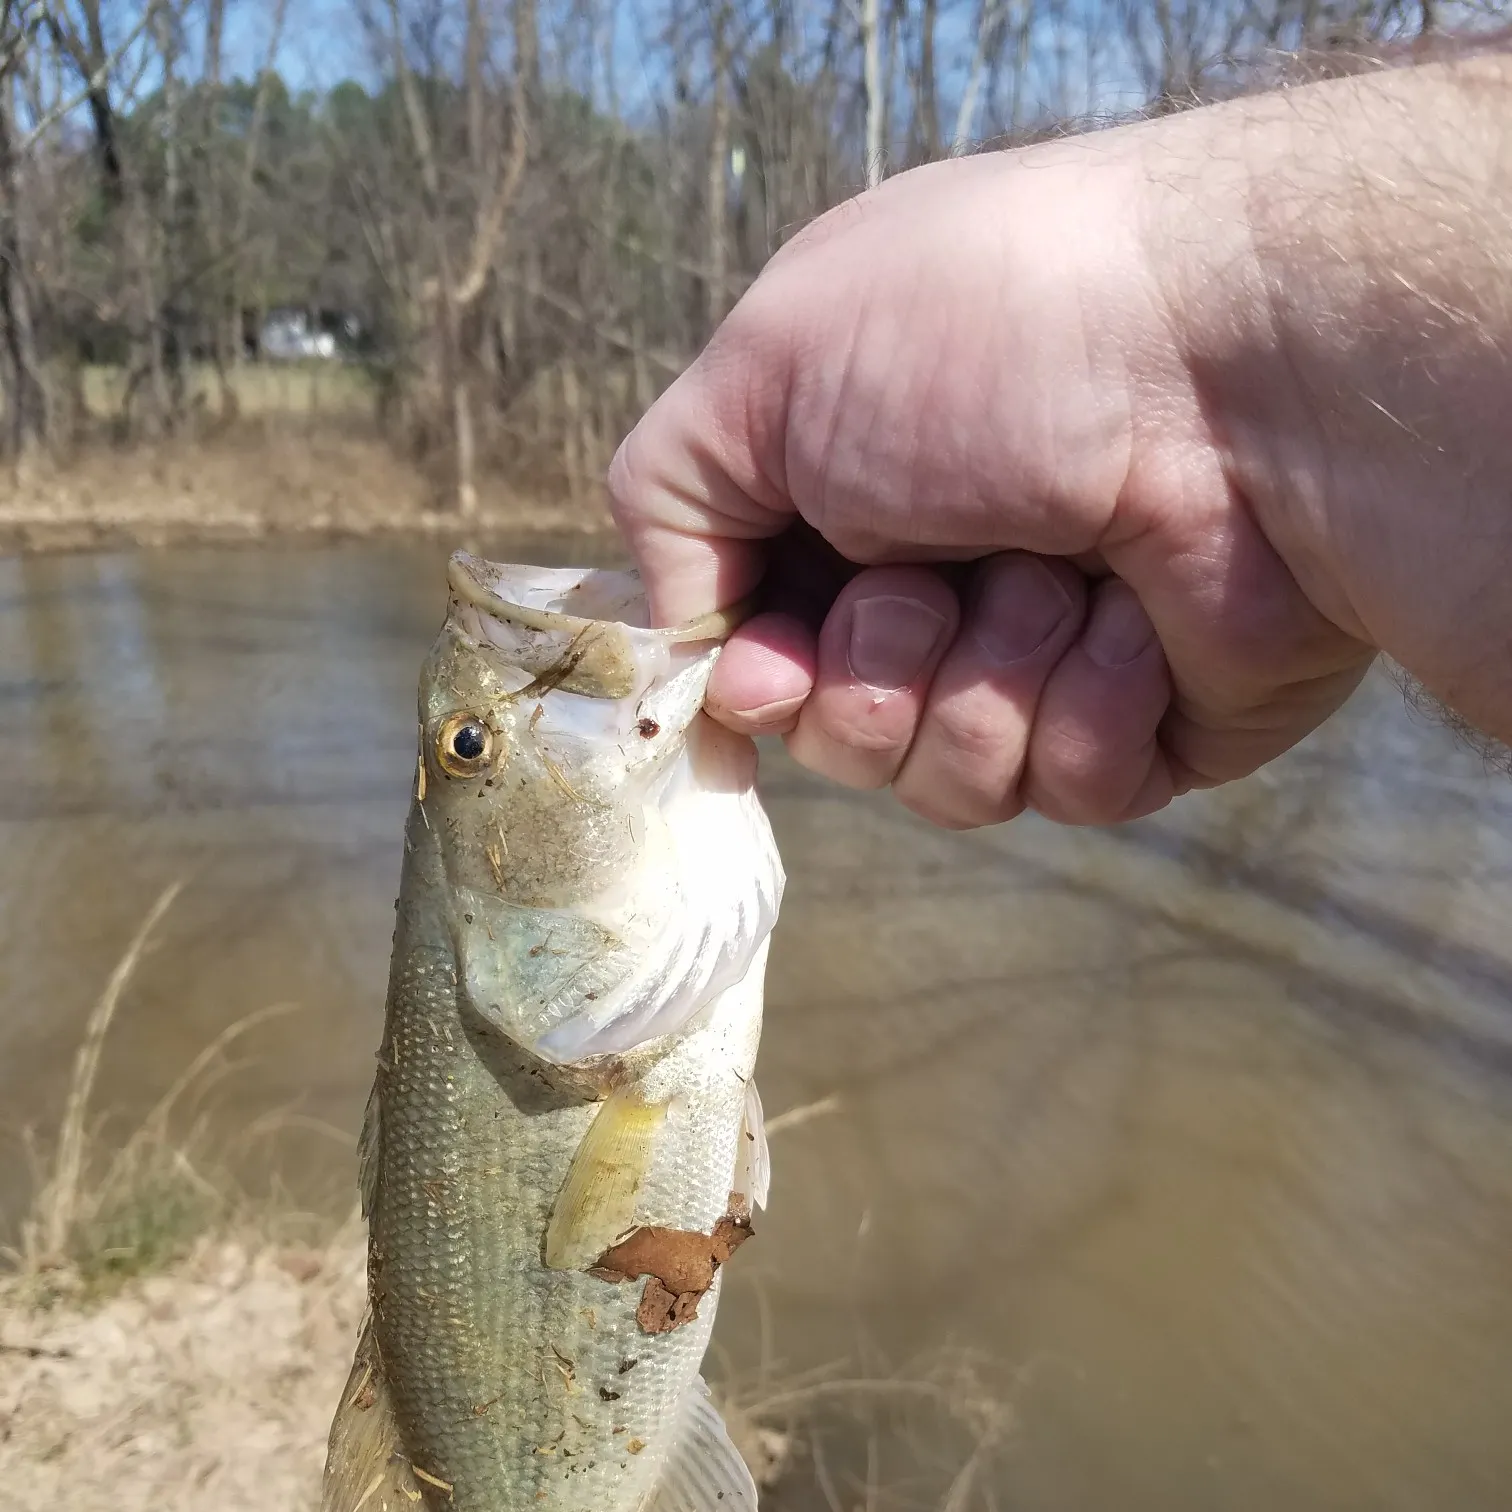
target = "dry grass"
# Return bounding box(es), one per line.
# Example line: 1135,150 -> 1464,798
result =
0,884 -> 365,1510
25,883 -> 185,1270
710,1092 -> 1021,1512
79,362 -> 377,423
0,1231 -> 366,1512
713,1331 -> 1021,1512
0,427 -> 615,553
5,885 -> 320,1301
0,1229 -> 1018,1512
0,356 -> 625,554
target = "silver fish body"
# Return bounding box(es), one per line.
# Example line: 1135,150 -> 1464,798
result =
323,556 -> 783,1512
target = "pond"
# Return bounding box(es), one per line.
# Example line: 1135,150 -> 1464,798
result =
4,541 -> 1512,1509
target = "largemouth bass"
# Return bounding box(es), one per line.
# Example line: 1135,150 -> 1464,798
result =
323,554 -> 784,1512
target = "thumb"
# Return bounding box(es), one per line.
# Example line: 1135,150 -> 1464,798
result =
607,314 -> 799,627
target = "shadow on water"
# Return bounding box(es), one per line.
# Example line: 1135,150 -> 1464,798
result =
6,542 -> 1512,1509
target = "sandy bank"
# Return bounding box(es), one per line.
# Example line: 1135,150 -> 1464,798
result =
0,1237 -> 365,1512
0,1234 -> 802,1512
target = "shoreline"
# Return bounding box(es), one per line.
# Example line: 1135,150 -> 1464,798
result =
0,506 -> 621,556
0,429 -> 619,556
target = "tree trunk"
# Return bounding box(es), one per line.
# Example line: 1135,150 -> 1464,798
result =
454,370 -> 478,518
155,4 -> 183,421
0,78 -> 47,467
562,361 -> 584,503
862,0 -> 884,186
913,0 -> 940,161
201,0 -> 238,404
76,0 -> 124,203
226,0 -> 291,384
953,0 -> 1003,154
706,3 -> 732,332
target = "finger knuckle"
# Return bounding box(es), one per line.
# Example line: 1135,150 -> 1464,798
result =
927,698 -> 1013,766
787,719 -> 905,790
894,747 -> 1023,828
807,690 -> 922,757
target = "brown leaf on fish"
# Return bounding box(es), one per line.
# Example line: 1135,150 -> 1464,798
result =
635,1278 -> 703,1334
590,1215 -> 753,1333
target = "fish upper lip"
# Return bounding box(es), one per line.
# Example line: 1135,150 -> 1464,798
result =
446,555 -> 740,704
447,553 -> 754,647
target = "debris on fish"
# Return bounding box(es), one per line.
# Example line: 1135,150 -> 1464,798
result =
322,553 -> 785,1512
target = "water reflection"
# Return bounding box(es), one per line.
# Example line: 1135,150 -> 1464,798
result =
3,542 -> 1512,1508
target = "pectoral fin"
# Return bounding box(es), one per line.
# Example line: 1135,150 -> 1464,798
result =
643,1376 -> 759,1512
731,1080 -> 770,1213
545,1086 -> 670,1270
322,1313 -> 426,1512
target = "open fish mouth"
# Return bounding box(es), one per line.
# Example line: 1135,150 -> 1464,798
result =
445,553 -> 752,702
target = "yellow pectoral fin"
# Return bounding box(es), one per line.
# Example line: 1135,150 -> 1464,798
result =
545,1088 -> 670,1271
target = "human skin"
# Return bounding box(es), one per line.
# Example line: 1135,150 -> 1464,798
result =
608,51 -> 1512,829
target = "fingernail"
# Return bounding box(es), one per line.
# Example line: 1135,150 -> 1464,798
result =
1084,590 -> 1156,668
847,596 -> 947,690
973,557 -> 1072,665
723,694 -> 807,728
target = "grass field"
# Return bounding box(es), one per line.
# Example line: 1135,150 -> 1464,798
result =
79,361 -> 378,422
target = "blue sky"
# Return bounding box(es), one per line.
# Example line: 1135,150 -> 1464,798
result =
106,0 -> 1150,138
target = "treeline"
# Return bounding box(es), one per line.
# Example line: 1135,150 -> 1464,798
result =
0,0 -> 1490,509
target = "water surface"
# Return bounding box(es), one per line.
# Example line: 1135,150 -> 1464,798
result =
5,543 -> 1512,1510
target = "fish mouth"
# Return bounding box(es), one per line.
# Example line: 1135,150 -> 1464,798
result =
446,554 -> 751,701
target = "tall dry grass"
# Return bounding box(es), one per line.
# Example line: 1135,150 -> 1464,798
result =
5,881 -> 318,1297
713,1342 -> 1023,1512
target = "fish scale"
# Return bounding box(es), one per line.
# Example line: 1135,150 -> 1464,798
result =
323,555 -> 783,1512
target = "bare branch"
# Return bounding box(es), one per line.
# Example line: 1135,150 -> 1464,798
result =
23,0 -> 153,147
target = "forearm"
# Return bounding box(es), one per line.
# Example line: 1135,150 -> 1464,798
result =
1150,51 -> 1512,736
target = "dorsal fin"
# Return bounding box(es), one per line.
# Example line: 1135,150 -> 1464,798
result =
644,1377 -> 759,1512
357,1075 -> 380,1222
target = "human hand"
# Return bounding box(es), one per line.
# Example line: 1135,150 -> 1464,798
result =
609,57 -> 1512,827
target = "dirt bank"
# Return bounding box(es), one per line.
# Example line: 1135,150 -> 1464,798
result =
0,1236 -> 366,1512
0,1232 -> 803,1512
0,432 -> 614,554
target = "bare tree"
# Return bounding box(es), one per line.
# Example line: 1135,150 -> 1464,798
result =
0,0 -> 1482,500
862,0 -> 884,182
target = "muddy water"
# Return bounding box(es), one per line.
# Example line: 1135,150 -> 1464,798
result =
6,543 -> 1512,1509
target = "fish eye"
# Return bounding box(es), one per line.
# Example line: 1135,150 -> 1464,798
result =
436,713 -> 493,777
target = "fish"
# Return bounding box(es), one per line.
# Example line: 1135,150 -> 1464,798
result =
322,552 -> 785,1512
